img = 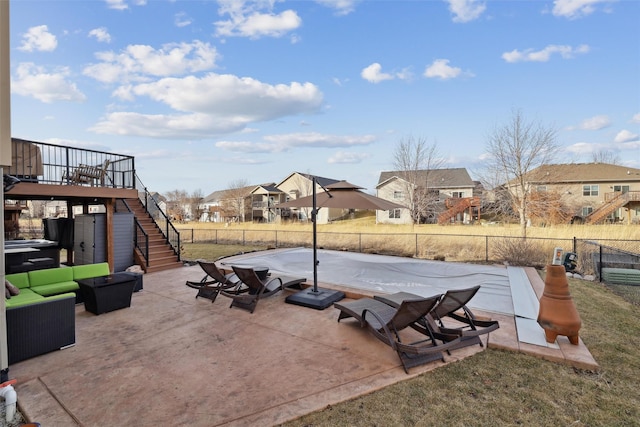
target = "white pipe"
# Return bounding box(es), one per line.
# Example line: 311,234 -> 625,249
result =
0,381 -> 17,423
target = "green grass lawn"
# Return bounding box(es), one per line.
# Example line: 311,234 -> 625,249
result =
182,243 -> 640,426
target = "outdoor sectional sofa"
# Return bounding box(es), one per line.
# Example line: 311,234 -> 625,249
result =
4,262 -> 111,364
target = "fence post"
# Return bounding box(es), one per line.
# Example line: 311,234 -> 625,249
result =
243,230 -> 245,246
415,234 -> 418,257
599,245 -> 603,282
485,236 -> 489,262
573,236 -> 576,253
275,230 -> 278,248
215,229 -> 218,244
191,229 -> 194,244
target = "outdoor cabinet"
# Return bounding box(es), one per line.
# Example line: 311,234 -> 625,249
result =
74,214 -> 106,265
73,213 -> 135,271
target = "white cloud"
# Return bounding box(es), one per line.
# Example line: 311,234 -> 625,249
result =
552,0 -> 614,19
105,0 -> 128,10
214,1 -> 301,39
11,62 -> 86,103
631,113 -> 640,124
18,25 -> 58,52
105,0 -> 146,10
578,115 -> 611,130
361,63 -> 393,83
424,59 -> 464,80
315,0 -> 359,16
217,132 -> 375,153
446,0 -> 486,23
83,40 -> 219,83
614,130 -> 638,144
502,44 -> 590,63
328,151 -> 371,164
89,27 -> 112,43
90,75 -> 323,139
175,12 -> 192,28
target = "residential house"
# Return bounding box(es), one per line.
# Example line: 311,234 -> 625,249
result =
249,183 -> 284,223
516,163 -> 640,224
199,189 -> 225,222
376,168 -> 480,224
199,183 -> 278,223
275,172 -> 342,224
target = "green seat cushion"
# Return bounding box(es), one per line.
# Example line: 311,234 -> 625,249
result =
5,273 -> 30,289
6,291 -> 76,309
73,263 -> 110,281
28,267 -> 74,287
5,289 -> 45,308
31,281 -> 79,297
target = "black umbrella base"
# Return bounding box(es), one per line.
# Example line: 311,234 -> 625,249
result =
285,287 -> 345,310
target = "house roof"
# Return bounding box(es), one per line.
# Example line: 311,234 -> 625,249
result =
251,183 -> 282,194
276,171 -> 342,188
377,168 -> 475,189
202,183 -> 273,203
523,163 -> 640,184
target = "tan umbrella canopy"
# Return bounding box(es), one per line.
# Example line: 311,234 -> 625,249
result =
275,179 -> 405,310
276,180 -> 405,211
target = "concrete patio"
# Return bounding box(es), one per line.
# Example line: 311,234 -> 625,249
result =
9,263 -> 597,426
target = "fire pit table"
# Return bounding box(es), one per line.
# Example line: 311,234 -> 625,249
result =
77,272 -> 137,315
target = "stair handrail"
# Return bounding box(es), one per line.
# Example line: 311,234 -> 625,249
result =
586,191 -> 630,224
135,174 -> 181,261
119,198 -> 150,268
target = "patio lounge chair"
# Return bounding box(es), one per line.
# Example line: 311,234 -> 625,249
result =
221,266 -> 284,313
334,295 -> 463,373
374,286 -> 499,349
185,261 -> 244,302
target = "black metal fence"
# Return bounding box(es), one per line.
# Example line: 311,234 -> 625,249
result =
178,228 -> 639,279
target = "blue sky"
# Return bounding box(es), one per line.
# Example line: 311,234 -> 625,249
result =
8,0 -> 640,196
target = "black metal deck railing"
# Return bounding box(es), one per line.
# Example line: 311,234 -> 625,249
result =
7,138 -> 135,188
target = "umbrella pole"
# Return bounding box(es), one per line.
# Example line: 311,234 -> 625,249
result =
284,176 -> 345,309
312,177 -> 318,293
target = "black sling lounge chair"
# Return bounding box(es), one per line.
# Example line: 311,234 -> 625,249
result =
185,261 -> 244,302
374,286 -> 499,349
334,295 -> 463,373
221,266 -> 284,313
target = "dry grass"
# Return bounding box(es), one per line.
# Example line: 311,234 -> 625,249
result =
178,217 -> 639,271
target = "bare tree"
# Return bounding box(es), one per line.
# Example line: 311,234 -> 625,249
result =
484,109 -> 560,237
222,178 -> 250,222
392,136 -> 443,224
165,189 -> 188,221
189,189 -> 204,222
591,149 -> 621,165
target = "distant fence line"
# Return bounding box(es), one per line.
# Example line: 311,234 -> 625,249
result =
179,228 -> 640,278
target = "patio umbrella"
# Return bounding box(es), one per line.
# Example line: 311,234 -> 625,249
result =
276,179 -> 405,309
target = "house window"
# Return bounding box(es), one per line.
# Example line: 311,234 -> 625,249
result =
582,206 -> 593,216
452,192 -> 464,198
388,209 -> 401,219
536,185 -> 547,192
393,191 -> 403,199
582,185 -> 599,196
613,185 -> 630,193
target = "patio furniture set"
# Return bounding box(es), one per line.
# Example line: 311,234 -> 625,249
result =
185,262 -> 500,373
185,261 -> 306,314
4,262 -> 142,364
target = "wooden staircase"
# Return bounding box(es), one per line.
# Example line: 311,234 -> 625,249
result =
585,192 -> 629,224
119,198 -> 183,273
438,197 -> 480,225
